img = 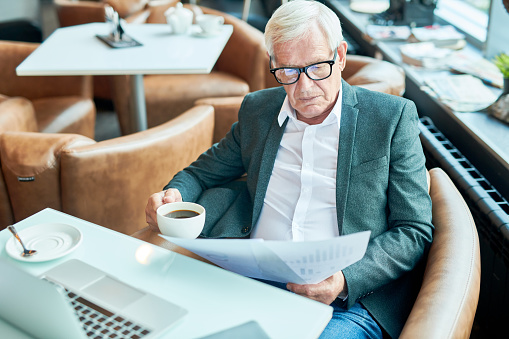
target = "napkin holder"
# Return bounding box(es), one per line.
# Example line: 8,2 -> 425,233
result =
96,6 -> 142,48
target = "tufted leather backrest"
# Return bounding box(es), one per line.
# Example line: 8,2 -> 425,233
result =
400,167 -> 480,339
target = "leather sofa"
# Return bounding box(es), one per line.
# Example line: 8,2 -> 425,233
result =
0,104 -> 214,233
197,54 -> 406,143
131,168 -> 480,338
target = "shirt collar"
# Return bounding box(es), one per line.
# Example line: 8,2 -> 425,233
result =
277,83 -> 342,128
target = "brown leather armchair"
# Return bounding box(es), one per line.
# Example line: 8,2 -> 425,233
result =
196,54 -> 406,143
131,168 -> 480,338
0,104 -> 214,234
0,40 -> 96,138
112,5 -> 267,134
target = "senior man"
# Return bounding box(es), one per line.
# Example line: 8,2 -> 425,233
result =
146,1 -> 433,337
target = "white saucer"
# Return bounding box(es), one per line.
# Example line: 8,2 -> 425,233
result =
5,223 -> 82,262
191,27 -> 221,38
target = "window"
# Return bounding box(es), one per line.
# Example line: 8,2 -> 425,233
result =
435,0 -> 490,45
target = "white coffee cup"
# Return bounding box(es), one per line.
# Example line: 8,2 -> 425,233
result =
196,14 -> 224,35
156,202 -> 205,239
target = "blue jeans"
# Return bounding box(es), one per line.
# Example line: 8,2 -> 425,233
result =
319,301 -> 383,339
256,279 -> 383,339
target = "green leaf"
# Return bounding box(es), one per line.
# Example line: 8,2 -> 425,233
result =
494,53 -> 509,78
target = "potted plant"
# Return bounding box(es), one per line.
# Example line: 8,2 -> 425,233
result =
494,52 -> 509,95
488,52 -> 509,123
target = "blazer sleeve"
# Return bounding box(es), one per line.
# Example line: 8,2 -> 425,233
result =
163,96 -> 252,202
342,99 -> 434,308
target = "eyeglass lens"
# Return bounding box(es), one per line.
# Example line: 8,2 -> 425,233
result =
275,62 -> 332,84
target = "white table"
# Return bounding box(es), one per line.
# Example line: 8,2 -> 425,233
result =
0,209 -> 332,338
16,22 -> 233,133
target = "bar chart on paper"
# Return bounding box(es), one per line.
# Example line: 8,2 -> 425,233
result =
164,231 -> 371,284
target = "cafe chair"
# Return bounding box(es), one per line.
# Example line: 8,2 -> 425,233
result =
196,54 -> 406,143
130,168 -> 480,338
0,40 -> 96,138
0,104 -> 214,234
112,5 -> 268,134
400,167 -> 481,338
53,0 -> 179,100
0,95 -> 38,228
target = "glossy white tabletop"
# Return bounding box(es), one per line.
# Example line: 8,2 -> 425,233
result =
0,209 -> 332,338
16,23 -> 233,76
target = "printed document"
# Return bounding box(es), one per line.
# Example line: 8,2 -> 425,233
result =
161,231 -> 370,284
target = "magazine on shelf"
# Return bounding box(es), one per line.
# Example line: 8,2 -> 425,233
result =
399,42 -> 453,69
424,74 -> 498,112
409,25 -> 466,49
364,24 -> 411,42
446,51 -> 504,89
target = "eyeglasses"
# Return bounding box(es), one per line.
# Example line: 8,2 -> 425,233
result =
269,50 -> 337,85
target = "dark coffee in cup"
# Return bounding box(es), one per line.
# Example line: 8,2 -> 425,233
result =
164,210 -> 200,219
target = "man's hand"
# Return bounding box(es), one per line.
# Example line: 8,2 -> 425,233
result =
286,271 -> 346,305
145,189 -> 182,231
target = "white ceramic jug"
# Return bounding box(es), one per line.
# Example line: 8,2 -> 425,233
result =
165,2 -> 193,35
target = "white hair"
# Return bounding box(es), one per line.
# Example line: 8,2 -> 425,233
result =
264,0 -> 344,57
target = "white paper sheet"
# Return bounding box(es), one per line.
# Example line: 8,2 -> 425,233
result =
161,231 -> 371,284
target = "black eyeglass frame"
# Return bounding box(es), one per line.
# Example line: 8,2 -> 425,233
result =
269,49 -> 338,85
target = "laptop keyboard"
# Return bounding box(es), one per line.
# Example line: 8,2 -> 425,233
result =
42,278 -> 151,338
67,291 -> 151,339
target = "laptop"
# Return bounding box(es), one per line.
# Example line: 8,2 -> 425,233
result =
0,259 -> 187,339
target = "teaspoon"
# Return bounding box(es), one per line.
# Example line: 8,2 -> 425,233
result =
7,225 -> 37,257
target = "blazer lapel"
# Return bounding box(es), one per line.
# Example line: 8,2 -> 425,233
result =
251,115 -> 288,226
336,81 -> 359,234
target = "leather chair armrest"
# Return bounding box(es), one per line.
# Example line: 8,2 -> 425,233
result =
0,97 -> 38,133
0,131 -> 94,222
400,168 -> 481,339
0,41 -> 93,100
195,96 -> 244,143
344,55 -> 406,96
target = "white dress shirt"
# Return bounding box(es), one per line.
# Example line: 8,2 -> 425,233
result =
251,90 -> 343,241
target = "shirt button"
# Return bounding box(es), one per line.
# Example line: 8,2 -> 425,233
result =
242,226 -> 250,233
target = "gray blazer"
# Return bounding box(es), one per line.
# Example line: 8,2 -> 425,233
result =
166,81 -> 434,338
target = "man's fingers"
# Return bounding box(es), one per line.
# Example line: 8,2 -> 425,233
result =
162,189 -> 182,204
